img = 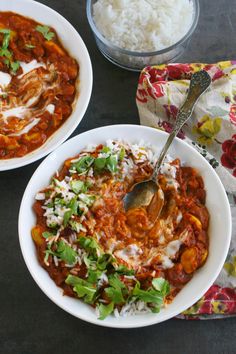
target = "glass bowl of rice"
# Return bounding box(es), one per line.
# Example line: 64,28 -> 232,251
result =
87,0 -> 200,71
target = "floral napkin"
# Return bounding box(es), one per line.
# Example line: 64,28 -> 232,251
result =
136,61 -> 236,318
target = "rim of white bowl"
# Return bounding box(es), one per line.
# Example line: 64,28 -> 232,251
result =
0,0 -> 93,171
18,125 -> 232,328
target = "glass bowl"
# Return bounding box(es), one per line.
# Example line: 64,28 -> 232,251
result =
87,0 -> 200,72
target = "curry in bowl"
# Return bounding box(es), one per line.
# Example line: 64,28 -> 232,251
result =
0,11 -> 78,159
31,140 -> 209,319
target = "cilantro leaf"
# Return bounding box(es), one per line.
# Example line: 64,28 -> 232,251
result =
4,58 -> 10,67
78,193 -> 96,207
97,254 -> 114,271
73,283 -> 96,304
0,29 -> 11,48
115,265 -> 135,276
69,220 -> 83,233
0,47 -> 11,59
132,282 -> 163,305
0,29 -> 11,35
105,287 -> 124,304
101,146 -> 111,153
98,302 -> 114,320
87,269 -> 103,283
56,240 -> 77,264
10,61 -> 20,74
0,29 -> 12,61
108,273 -> 126,290
79,236 -> 100,251
66,274 -> 89,287
63,198 -> 79,226
106,155 -> 118,173
36,25 -> 55,41
152,278 -> 170,296
42,231 -> 55,239
66,275 -> 97,303
104,274 -> 127,304
63,210 -> 72,226
94,157 -> 106,170
119,147 -> 125,161
72,156 -> 94,175
70,180 -> 85,194
151,305 -> 161,313
83,255 -> 97,270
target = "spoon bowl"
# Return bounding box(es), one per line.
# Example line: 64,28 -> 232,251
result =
123,70 -> 212,219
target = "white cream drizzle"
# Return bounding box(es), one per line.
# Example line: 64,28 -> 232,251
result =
165,240 -> 182,258
2,106 -> 28,122
0,59 -> 57,137
0,71 -> 12,88
46,104 -> 55,114
9,118 -> 40,136
18,60 -> 46,79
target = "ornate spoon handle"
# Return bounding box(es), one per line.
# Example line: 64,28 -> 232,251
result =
152,70 -> 211,182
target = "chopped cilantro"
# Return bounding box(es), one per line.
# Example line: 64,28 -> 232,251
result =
115,264 -> 135,275
152,278 -> 170,296
78,193 -> 96,207
94,157 -> 106,170
105,287 -> 124,304
70,180 -> 85,194
10,61 -> 20,74
97,254 -> 114,271
0,29 -> 11,48
4,58 -> 10,67
42,231 -> 55,239
73,283 -> 96,304
108,273 -> 126,290
69,220 -> 83,233
36,25 -> 55,41
0,29 -> 12,59
119,147 -> 125,161
106,155 -> 118,173
132,281 -> 164,306
66,274 -> 84,286
94,154 -> 118,174
72,156 -> 94,175
98,302 -> 114,320
83,255 -> 97,270
65,275 -> 96,304
55,240 -> 77,264
101,146 -> 111,153
87,269 -> 103,283
0,47 -> 11,59
63,198 -> 79,226
54,197 -> 66,206
79,236 -> 100,251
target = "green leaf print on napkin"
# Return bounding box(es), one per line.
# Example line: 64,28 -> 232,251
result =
224,256 -> 236,277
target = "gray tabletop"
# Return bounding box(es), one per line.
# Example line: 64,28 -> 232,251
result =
1,0 -> 236,353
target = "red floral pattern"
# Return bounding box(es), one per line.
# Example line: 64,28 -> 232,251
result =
229,104 -> 236,125
136,61 -> 236,320
221,135 -> 236,177
180,285 -> 236,317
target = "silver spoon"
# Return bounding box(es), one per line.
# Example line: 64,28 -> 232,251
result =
124,70 -> 211,221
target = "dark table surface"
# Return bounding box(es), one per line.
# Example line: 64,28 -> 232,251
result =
1,0 -> 236,353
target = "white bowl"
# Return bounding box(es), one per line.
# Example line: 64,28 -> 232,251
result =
18,125 -> 232,328
0,0 -> 92,171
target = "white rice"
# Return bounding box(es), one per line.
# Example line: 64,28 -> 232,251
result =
93,0 -> 194,52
